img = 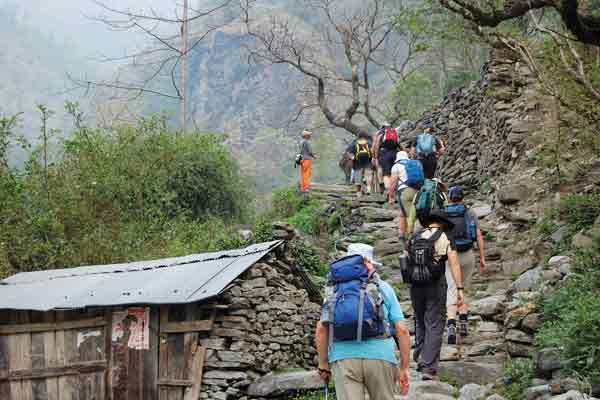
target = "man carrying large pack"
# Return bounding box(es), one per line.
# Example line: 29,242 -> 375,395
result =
316,244 -> 411,399
346,132 -> 374,197
401,209 -> 464,380
389,151 -> 424,250
415,125 -> 445,179
373,123 -> 400,195
443,186 -> 487,344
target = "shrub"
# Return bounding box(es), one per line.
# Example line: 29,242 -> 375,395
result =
499,358 -> 535,400
535,239 -> 600,386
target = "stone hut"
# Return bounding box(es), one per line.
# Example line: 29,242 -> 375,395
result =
0,239 -> 322,400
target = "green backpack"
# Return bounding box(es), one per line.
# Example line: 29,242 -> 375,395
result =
414,179 -> 446,220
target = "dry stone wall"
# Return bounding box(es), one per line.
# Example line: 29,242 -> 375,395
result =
199,241 -> 321,400
405,47 -> 552,189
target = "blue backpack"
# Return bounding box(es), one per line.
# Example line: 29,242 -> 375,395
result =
416,133 -> 435,156
399,159 -> 424,189
325,255 -> 390,342
444,204 -> 477,251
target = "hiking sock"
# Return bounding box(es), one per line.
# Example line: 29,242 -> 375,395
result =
379,183 -> 385,194
459,313 -> 469,337
447,319 -> 457,345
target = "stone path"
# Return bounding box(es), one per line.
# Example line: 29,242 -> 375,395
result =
308,182 -> 522,396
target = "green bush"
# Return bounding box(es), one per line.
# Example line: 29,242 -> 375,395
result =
535,239 -> 600,385
499,358 -> 535,400
0,114 -> 249,276
290,240 -> 328,278
272,187 -> 307,218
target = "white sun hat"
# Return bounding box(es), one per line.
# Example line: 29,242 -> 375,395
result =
395,151 -> 409,162
347,243 -> 382,266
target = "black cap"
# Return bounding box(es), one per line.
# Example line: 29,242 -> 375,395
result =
419,209 -> 455,230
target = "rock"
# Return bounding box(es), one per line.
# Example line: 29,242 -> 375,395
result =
411,380 -> 457,397
547,256 -> 571,268
246,371 -> 323,396
542,269 -> 563,283
504,303 -> 537,328
506,329 -> 534,344
486,395 -> 507,400
550,227 -> 568,245
471,295 -> 506,317
522,313 -> 544,332
477,321 -> 502,333
505,341 -> 534,357
438,362 -> 503,386
441,346 -> 460,361
357,206 -> 398,222
525,384 -> 561,400
238,229 -> 253,241
459,383 -> 491,400
503,258 -> 535,276
536,348 -> 564,376
467,342 -> 501,357
498,184 -> 528,204
551,391 -> 591,400
204,371 -> 248,380
472,204 -> 493,218
510,267 -> 543,292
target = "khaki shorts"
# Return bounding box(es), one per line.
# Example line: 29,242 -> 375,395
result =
397,187 -> 417,217
332,359 -> 397,400
446,249 -> 475,306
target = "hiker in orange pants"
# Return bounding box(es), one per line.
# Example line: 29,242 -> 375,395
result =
299,130 -> 316,192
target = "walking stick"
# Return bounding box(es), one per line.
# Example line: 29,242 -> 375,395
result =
324,383 -> 329,400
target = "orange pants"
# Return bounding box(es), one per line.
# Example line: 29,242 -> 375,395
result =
301,159 -> 312,192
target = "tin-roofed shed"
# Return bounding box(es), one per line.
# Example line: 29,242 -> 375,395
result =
0,238 -> 322,400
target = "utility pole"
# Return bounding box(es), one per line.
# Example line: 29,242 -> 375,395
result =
181,0 -> 189,134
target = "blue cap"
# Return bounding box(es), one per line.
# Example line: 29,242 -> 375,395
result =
449,186 -> 464,201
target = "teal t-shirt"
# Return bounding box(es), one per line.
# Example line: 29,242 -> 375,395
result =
321,280 -> 404,365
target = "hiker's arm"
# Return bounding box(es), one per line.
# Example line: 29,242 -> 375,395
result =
315,321 -> 329,370
437,138 -> 446,156
447,250 -> 464,305
476,227 -> 486,272
389,175 -> 399,203
372,135 -> 381,162
394,321 -> 411,371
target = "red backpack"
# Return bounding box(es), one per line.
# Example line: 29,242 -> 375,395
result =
382,127 -> 399,147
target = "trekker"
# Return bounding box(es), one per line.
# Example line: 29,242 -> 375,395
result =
338,152 -> 353,185
403,210 -> 464,380
316,243 -> 411,399
373,123 -> 400,195
415,125 -> 445,179
299,130 -> 316,192
389,151 -> 424,251
346,132 -> 374,197
443,186 -> 487,344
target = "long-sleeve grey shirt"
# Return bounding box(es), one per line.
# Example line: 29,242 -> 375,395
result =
300,139 -> 315,160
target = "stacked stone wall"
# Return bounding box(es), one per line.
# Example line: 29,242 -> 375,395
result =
198,246 -> 321,400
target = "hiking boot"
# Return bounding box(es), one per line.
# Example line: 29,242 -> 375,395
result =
459,316 -> 469,337
421,373 -> 438,381
447,324 -> 457,345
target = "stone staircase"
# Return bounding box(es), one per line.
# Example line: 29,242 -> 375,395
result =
307,182 -> 527,398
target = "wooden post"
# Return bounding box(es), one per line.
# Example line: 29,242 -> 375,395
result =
181,0 -> 189,134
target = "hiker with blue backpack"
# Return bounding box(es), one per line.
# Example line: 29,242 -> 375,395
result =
414,125 -> 446,179
443,186 -> 487,344
389,151 -> 425,250
315,243 -> 411,399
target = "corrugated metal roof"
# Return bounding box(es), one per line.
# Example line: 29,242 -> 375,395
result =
0,240 -> 283,311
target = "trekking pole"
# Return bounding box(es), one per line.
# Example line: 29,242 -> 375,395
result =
324,383 -> 329,400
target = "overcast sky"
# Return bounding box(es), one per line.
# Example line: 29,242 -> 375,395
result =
7,0 -> 178,58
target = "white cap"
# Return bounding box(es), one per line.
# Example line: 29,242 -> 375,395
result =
347,243 -> 381,266
395,151 -> 409,162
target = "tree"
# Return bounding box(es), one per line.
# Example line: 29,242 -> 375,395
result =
71,0 -> 237,132
242,0 -> 429,136
439,0 -> 600,46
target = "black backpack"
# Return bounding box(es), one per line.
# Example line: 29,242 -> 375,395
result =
402,229 -> 447,284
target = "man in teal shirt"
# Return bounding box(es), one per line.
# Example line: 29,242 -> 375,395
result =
316,244 -> 411,399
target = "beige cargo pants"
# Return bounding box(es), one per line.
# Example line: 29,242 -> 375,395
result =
332,359 -> 397,400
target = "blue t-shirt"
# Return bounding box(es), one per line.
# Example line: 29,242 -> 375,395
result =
321,281 -> 404,365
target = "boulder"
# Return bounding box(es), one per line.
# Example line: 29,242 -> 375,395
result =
438,362 -> 503,386
410,380 -> 457,397
547,256 -> 571,268
459,383 -> 491,400
504,303 -> 537,328
247,371 -> 323,396
503,258 -> 535,276
467,341 -> 502,357
510,267 -> 543,292
536,348 -> 564,377
472,204 -> 493,218
506,329 -> 534,344
477,321 -> 502,333
441,346 -> 460,361
357,206 -> 397,222
471,295 -> 506,317
505,341 -> 534,357
498,184 -> 528,204
522,313 -> 544,332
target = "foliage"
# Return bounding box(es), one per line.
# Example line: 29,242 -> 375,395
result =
267,187 -> 329,236
0,113 -> 249,277
535,240 -> 600,386
290,240 -> 328,278
499,358 -> 535,400
537,194 -> 600,253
